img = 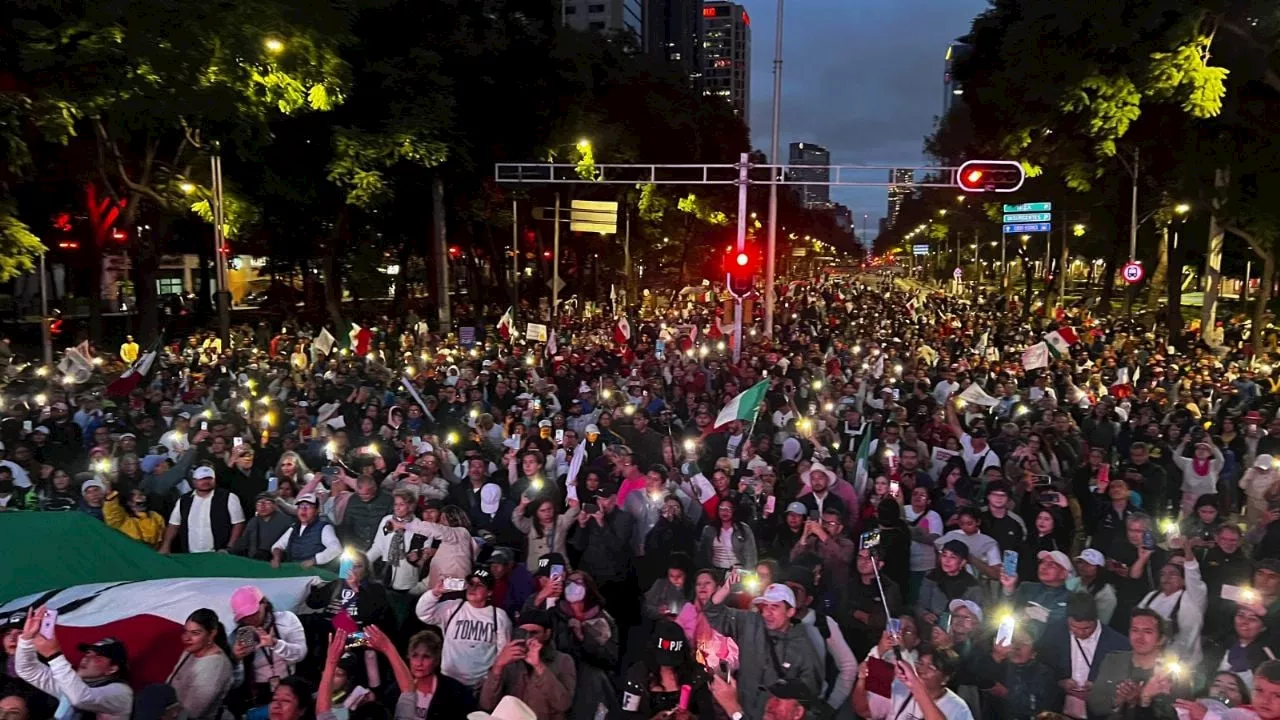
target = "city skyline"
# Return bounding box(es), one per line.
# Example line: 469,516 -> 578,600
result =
738,0 -> 987,247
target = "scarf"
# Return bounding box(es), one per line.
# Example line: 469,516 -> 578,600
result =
387,514 -> 412,567
1193,457 -> 1212,476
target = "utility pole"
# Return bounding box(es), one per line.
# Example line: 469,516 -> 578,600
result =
763,0 -> 784,336
39,250 -> 51,367
511,199 -> 520,312
210,149 -> 230,347
552,192 -> 561,320
1124,147 -> 1139,314
1058,222 -> 1068,303
623,210 -> 633,305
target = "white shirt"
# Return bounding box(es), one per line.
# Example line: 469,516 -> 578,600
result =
959,434 -> 1001,475
271,521 -> 342,565
1064,623 -> 1101,719
904,507 -> 943,572
168,491 -> 246,552
868,680 -> 973,720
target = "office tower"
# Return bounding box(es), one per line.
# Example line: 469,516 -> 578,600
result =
562,0 -> 644,46
788,142 -> 831,207
644,0 -> 702,85
885,169 -> 913,229
701,1 -> 751,119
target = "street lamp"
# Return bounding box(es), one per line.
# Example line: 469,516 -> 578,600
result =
264,37 -> 285,54
576,138 -> 591,151
1175,203 -> 1191,215
179,181 -> 196,195
938,209 -> 947,217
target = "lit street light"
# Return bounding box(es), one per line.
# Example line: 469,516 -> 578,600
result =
179,181 -> 196,195
264,37 -> 285,54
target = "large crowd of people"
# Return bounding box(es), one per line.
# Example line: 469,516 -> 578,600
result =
2,272 -> 1280,720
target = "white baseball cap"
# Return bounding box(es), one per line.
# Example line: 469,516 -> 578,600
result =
947,598 -> 984,622
1037,550 -> 1073,573
751,583 -> 796,607
192,466 -> 216,481
480,484 -> 502,514
1074,549 -> 1105,567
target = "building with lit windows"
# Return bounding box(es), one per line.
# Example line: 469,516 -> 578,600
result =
788,142 -> 831,207
562,0 -> 644,47
644,0 -> 703,86
701,1 -> 750,119
885,169 -> 913,229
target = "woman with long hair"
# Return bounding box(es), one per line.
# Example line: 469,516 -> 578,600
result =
267,676 -> 314,720
512,496 -> 580,573
24,468 -> 77,512
643,496 -> 699,589
168,608 -> 234,720
619,619 -> 716,718
695,493 -> 758,571
102,486 -> 166,548
1015,507 -> 1071,583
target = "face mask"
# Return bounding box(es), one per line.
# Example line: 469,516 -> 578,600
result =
564,582 -> 587,603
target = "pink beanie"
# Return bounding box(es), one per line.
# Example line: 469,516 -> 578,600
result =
230,585 -> 265,621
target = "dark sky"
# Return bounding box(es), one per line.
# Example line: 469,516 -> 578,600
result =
738,0 -> 987,247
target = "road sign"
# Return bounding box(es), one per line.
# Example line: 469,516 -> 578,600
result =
912,244 -> 929,255
547,276 -> 566,294
1003,222 -> 1052,234
953,267 -> 963,280
569,200 -> 618,234
1002,202 -> 1052,213
1002,212 -> 1052,223
1122,261 -> 1145,284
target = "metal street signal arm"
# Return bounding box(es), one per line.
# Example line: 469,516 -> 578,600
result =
495,162 -> 983,188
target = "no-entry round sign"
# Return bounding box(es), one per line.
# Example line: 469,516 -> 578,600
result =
1122,261 -> 1145,284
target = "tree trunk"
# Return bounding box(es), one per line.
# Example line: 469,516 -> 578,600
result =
1253,251 -> 1275,349
1145,225 -> 1169,318
1099,244 -> 1119,313
1201,168 -> 1230,343
1167,231 -> 1185,347
323,209 -> 348,331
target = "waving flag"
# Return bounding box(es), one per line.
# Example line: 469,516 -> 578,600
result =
545,330 -> 558,358
713,380 -> 769,429
105,337 -> 161,398
614,316 -> 632,345
1044,326 -> 1079,357
497,307 -> 517,341
1021,342 -> 1050,370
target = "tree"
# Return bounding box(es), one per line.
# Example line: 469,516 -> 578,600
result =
8,0 -> 349,342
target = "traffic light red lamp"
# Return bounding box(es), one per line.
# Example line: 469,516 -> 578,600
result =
725,245 -> 759,297
956,160 -> 1026,193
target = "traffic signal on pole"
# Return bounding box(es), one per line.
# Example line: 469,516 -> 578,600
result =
48,317 -> 63,337
956,160 -> 1026,193
724,245 -> 759,297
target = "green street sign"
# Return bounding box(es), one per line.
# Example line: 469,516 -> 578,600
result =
1002,212 -> 1052,223
1002,202 -> 1052,213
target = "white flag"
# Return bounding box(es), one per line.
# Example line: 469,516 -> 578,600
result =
313,328 -> 336,356
57,347 -> 94,384
958,382 -> 1000,407
1021,342 -> 1050,370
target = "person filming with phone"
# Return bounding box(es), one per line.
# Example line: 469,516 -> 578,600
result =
13,607 -> 133,720
477,609 -> 574,720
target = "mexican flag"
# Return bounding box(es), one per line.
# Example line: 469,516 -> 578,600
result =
713,379 -> 769,429
0,513 -> 324,688
105,337 -> 161,398
853,424 -> 878,499
497,307 -> 517,341
1044,326 -> 1079,357
614,316 -> 632,345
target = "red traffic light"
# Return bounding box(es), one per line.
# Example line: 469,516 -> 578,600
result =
956,160 -> 1025,193
724,245 -> 759,296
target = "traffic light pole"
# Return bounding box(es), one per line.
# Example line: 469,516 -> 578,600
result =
495,160 -> 1007,329
733,153 -> 749,362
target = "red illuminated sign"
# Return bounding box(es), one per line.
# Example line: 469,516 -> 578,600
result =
702,6 -> 717,17
742,10 -> 750,25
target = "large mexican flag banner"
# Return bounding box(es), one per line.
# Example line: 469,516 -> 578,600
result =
0,513 -> 326,687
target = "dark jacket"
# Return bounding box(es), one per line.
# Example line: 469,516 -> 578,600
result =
701,602 -> 823,720
570,508 -> 635,583
1039,622 -> 1131,682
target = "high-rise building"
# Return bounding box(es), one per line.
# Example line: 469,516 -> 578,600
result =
943,42 -> 970,115
701,1 -> 750,119
644,0 -> 702,86
788,142 -> 831,207
562,0 -> 644,47
885,169 -> 913,229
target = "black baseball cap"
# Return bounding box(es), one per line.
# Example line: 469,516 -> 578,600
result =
516,608 -> 554,629
766,678 -> 816,702
78,638 -> 129,676
468,567 -> 495,588
652,619 -> 687,666
535,552 -> 568,577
